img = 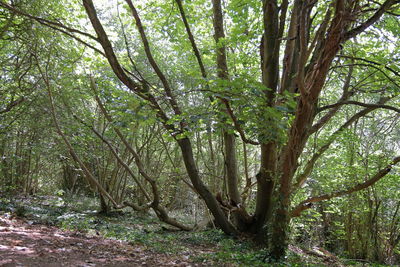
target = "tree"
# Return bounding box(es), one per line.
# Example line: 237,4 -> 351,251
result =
1,0 -> 399,260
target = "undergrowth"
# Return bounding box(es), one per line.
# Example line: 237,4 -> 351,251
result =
0,195 -> 389,267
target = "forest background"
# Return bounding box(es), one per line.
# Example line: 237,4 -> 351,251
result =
0,0 -> 399,264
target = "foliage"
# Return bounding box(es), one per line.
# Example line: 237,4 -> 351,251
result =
0,0 -> 399,264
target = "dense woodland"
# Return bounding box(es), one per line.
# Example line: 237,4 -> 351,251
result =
0,0 -> 399,265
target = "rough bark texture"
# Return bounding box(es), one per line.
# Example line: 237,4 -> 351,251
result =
270,0 -> 350,259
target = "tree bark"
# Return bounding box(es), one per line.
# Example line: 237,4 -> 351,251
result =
271,0 -> 349,260
211,0 -> 243,227
251,0 -> 280,237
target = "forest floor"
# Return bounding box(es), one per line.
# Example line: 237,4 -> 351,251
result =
0,214 -> 197,267
0,195 -> 373,267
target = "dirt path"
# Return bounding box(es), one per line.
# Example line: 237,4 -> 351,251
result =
0,215 -> 200,267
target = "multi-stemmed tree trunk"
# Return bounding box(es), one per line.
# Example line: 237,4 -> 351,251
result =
1,0 -> 399,261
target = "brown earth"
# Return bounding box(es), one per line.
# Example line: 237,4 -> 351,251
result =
0,215 -> 205,267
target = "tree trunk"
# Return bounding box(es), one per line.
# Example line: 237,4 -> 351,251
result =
250,0 -> 280,238
178,138 -> 237,234
211,0 -> 244,229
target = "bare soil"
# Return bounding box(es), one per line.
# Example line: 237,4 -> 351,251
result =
0,215 -> 202,267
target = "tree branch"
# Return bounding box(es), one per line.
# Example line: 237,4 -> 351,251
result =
0,97 -> 25,114
309,64 -> 354,135
331,63 -> 400,89
0,2 -> 98,41
293,97 -> 390,191
82,0 -> 174,132
175,0 -> 207,79
319,100 -> 400,113
35,55 -> 122,209
338,55 -> 400,77
124,0 -> 182,117
344,0 -> 396,41
291,156 -> 400,217
71,113 -> 153,202
89,77 -> 192,231
219,98 -> 260,145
